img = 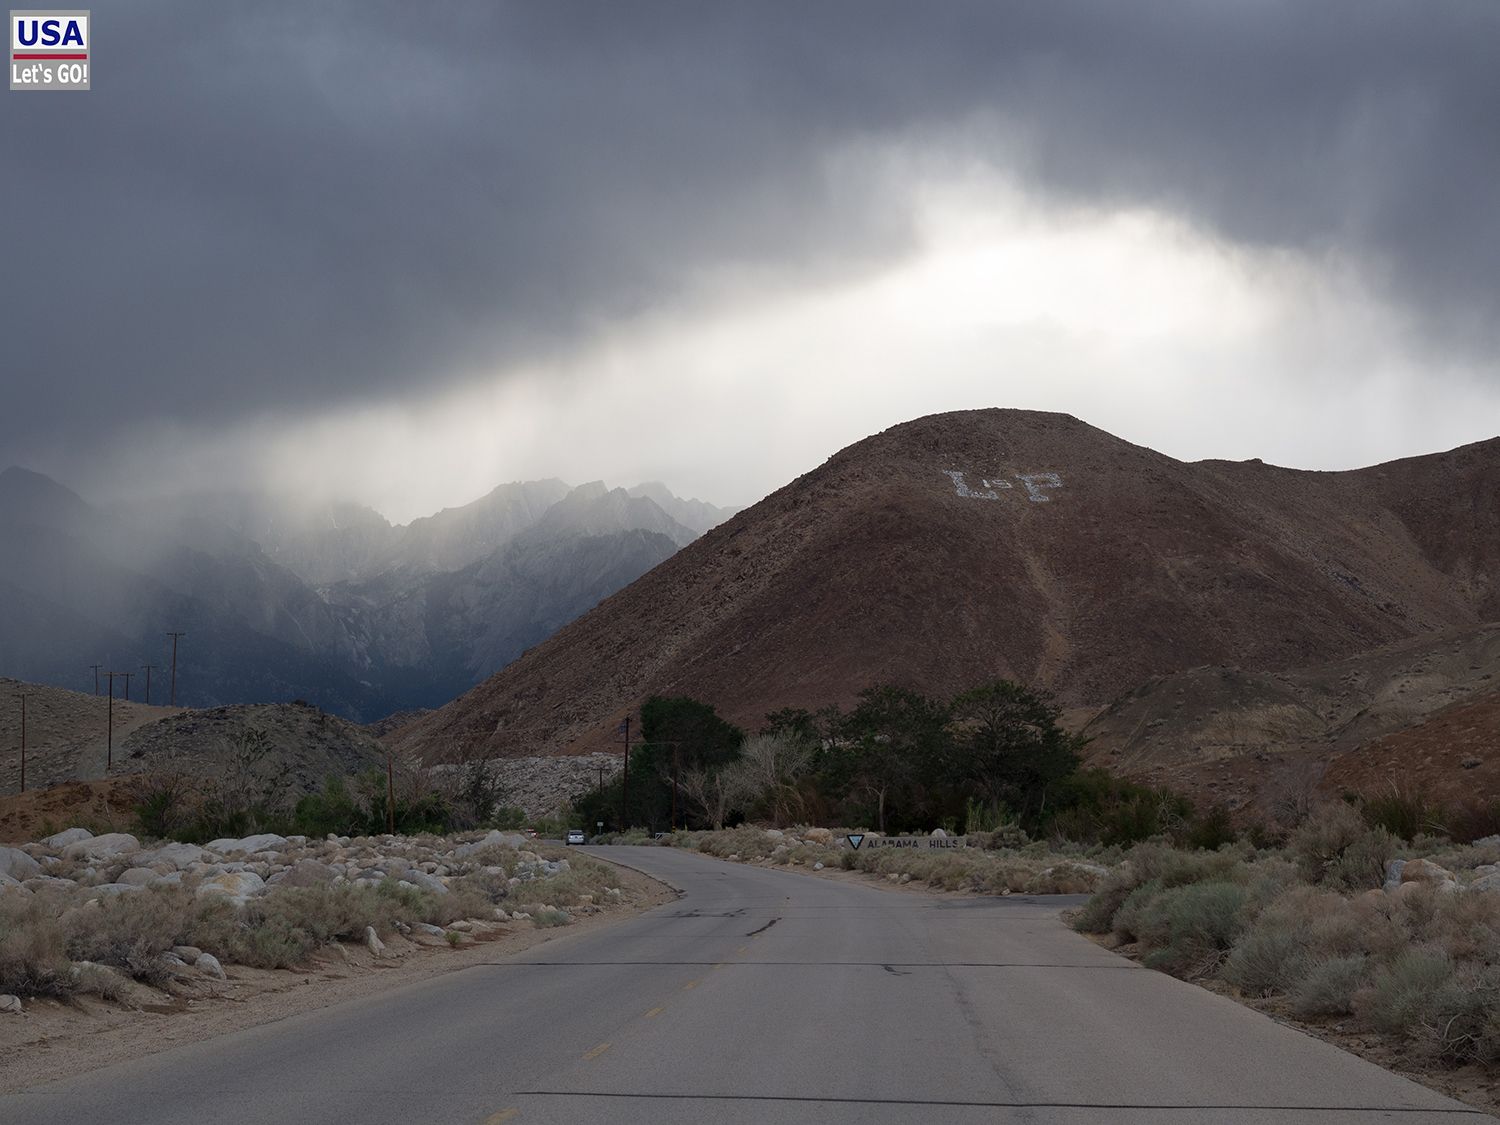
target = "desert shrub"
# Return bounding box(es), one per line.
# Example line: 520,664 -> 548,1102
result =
1357,948 -> 1458,1037
233,917 -> 321,969
1224,884 -> 1369,998
1444,799 -> 1500,846
1360,786 -> 1441,842
532,906 -> 570,928
1288,803 -> 1393,891
1135,881 -> 1250,977
63,887 -> 190,985
1024,861 -> 1101,895
1224,924 -> 1312,997
1239,856 -> 1304,914
427,884 -> 498,925
291,776 -> 365,838
1290,955 -> 1370,1018
964,798 -> 1013,835
131,772 -> 200,841
180,895 -> 242,956
1111,881 -> 1167,944
0,894 -> 75,997
1186,805 -> 1238,851
1427,888 -> 1500,960
693,826 -> 783,861
1073,843 -> 1246,934
246,884 -> 386,947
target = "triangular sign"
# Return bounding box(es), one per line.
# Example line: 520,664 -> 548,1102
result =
846,834 -> 865,850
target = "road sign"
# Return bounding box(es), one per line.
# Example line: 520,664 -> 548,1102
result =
846,833 -> 865,849
856,835 -> 970,850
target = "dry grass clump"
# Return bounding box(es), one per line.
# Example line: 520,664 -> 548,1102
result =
677,824 -> 1113,896
1075,804 -> 1500,1070
63,887 -> 197,985
691,826 -> 787,861
1287,802 -> 1394,891
0,893 -> 75,997
1290,954 -> 1369,1018
0,839 -> 598,993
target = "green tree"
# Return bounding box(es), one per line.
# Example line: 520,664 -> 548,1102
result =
576,697 -> 746,831
831,685 -> 952,833
949,680 -> 1081,826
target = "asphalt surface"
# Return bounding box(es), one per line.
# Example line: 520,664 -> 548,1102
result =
3,846 -> 1492,1124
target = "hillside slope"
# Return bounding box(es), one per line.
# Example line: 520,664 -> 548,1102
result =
392,409 -> 1500,760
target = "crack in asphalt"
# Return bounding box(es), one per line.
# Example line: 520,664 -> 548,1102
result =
512,1091 -> 1490,1114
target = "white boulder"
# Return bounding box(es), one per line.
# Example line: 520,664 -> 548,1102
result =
63,833 -> 140,861
195,952 -> 226,979
196,871 -> 266,902
41,827 -> 93,849
0,847 -> 42,881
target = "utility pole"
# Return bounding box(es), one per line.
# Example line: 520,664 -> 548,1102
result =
672,743 -> 680,831
141,664 -> 157,706
18,692 -> 32,793
385,747 -> 396,835
166,632 -> 185,706
619,716 -> 631,832
104,672 -> 119,770
88,664 -> 102,695
119,670 -> 133,703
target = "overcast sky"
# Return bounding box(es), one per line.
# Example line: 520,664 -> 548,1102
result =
4,1 -> 1498,521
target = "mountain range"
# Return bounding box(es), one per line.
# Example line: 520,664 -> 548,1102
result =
389,409 -> 1500,813
0,467 -> 736,721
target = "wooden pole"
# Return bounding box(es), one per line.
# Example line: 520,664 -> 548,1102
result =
19,692 -> 30,793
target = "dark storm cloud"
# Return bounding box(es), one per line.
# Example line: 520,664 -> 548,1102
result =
4,1 -> 1497,472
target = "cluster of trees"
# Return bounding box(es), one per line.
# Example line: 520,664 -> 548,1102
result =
573,681 -> 1207,843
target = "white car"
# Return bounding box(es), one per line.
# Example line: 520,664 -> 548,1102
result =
565,829 -> 587,845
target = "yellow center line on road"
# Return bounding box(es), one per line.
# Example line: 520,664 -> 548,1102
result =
735,945 -> 748,954
582,1041 -> 612,1061
644,1006 -> 665,1019
483,1110 -> 519,1124
682,979 -> 700,990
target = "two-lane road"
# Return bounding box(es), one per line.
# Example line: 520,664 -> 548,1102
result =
3,846 -> 1489,1123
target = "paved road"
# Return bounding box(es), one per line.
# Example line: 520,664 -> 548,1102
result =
4,847 -> 1491,1123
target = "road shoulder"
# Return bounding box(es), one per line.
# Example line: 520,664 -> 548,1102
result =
0,861 -> 675,1094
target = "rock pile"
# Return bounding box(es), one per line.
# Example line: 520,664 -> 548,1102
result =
0,827 -> 577,907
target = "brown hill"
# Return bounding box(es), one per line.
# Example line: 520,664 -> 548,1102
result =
391,410 -> 1500,761
1322,689 -> 1500,804
117,701 -> 388,796
1078,623 -> 1500,815
0,677 -> 180,795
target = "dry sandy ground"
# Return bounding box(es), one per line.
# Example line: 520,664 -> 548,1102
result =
0,859 -> 675,1093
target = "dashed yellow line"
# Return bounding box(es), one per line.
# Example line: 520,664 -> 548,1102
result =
682,978 -> 700,990
582,1041 -> 612,1061
483,1110 -> 519,1124
735,945 -> 748,954
644,1006 -> 665,1019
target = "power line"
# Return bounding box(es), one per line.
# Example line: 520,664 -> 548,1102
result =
141,664 -> 157,706
89,663 -> 102,695
119,670 -> 133,703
